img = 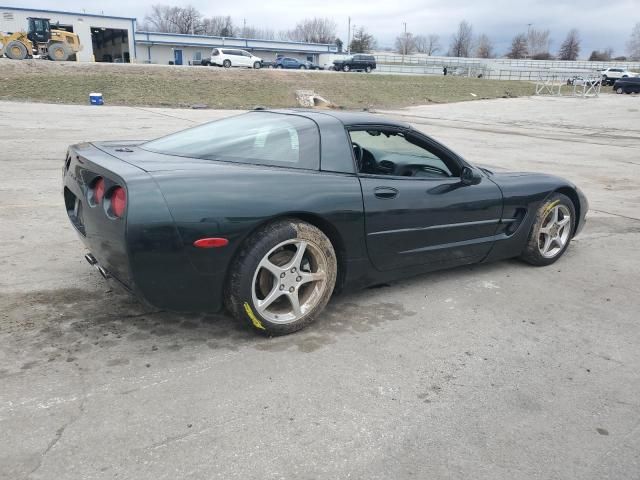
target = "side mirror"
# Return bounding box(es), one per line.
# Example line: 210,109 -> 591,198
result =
460,166 -> 482,185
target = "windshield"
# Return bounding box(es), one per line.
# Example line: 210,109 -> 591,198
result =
142,112 -> 320,170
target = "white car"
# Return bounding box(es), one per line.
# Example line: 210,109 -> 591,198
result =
203,48 -> 263,69
600,67 -> 637,85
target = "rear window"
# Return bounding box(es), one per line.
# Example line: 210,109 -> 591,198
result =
142,112 -> 320,170
211,48 -> 220,55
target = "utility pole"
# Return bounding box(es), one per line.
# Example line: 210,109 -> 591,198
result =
526,23 -> 532,59
402,22 -> 407,63
347,16 -> 351,55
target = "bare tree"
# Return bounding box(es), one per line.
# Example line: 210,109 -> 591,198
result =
143,5 -> 175,32
426,34 -> 441,55
414,35 -> 428,53
144,4 -> 202,34
527,28 -> 551,57
284,18 -> 336,44
448,20 -> 473,57
588,48 -> 613,61
201,16 -> 234,36
475,34 -> 494,58
507,33 -> 528,59
627,22 -> 640,61
414,34 -> 440,55
395,32 -> 417,55
240,25 -> 275,40
558,29 -> 581,60
350,27 -> 376,53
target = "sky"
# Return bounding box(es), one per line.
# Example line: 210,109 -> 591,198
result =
16,0 -> 639,58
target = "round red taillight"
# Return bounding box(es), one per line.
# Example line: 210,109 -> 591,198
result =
110,187 -> 127,218
93,177 -> 105,205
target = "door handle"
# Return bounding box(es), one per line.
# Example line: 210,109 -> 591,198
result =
374,186 -> 398,199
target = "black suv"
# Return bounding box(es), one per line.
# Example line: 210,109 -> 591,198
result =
613,77 -> 640,94
333,54 -> 376,73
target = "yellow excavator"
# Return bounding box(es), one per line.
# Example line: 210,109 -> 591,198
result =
0,17 -> 81,61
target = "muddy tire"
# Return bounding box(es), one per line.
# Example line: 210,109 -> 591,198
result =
225,219 -> 337,336
5,41 -> 28,60
520,192 -> 576,266
48,42 -> 70,61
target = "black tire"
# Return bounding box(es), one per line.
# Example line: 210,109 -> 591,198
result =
520,192 -> 576,266
223,59 -> 231,68
365,66 -> 372,73
299,65 -> 306,69
616,87 -> 624,94
343,65 -> 350,72
276,64 -> 283,69
5,41 -> 28,60
253,61 -> 262,69
225,219 -> 337,336
48,42 -> 70,61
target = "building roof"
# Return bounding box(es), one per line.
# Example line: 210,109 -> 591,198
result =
0,5 -> 136,21
135,31 -> 338,54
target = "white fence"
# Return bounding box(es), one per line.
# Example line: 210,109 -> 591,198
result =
373,53 -> 640,82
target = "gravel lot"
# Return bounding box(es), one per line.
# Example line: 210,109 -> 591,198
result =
1,95 -> 639,480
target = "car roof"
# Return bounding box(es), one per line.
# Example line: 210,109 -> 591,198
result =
263,109 -> 411,128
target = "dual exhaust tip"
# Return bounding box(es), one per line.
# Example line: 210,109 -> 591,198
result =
84,253 -> 110,279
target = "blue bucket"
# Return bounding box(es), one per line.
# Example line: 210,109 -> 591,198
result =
89,93 -> 104,105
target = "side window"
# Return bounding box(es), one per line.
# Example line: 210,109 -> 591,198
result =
242,50 -> 252,57
349,129 -> 458,178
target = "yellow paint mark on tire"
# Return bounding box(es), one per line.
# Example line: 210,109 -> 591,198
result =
543,199 -> 560,215
244,302 -> 265,330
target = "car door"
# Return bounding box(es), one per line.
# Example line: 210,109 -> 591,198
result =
240,50 -> 253,66
350,128 -> 503,271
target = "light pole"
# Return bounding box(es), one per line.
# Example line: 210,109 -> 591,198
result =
402,22 -> 407,63
526,23 -> 533,59
347,16 -> 351,55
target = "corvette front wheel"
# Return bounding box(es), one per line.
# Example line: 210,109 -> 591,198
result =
520,193 -> 575,266
226,219 -> 337,335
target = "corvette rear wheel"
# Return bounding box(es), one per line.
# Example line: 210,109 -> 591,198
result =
520,193 -> 575,266
226,219 -> 337,335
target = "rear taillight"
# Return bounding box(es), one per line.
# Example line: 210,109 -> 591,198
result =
94,178 -> 105,204
109,187 -> 127,218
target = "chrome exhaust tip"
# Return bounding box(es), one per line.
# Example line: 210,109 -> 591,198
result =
85,253 -> 110,279
97,265 -> 111,279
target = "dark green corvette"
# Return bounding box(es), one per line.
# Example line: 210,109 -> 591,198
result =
63,109 -> 588,335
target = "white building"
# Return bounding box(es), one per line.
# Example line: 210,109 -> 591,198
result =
136,31 -> 338,66
0,5 -> 136,62
0,5 -> 338,65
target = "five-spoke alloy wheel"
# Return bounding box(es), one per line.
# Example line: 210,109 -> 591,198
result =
252,239 -> 328,324
521,193 -> 576,266
537,204 -> 571,258
226,219 -> 337,335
